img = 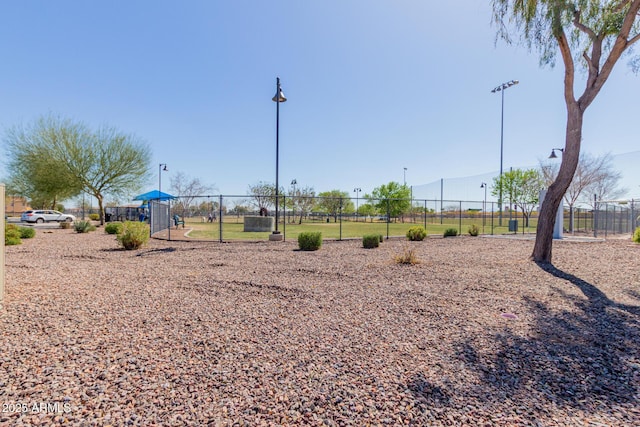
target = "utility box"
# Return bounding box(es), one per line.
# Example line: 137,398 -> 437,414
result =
508,219 -> 518,232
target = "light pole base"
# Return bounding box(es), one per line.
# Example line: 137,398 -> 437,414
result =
269,231 -> 283,242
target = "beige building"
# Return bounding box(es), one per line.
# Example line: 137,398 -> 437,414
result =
4,195 -> 30,216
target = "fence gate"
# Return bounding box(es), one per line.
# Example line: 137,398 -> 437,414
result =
150,200 -> 171,235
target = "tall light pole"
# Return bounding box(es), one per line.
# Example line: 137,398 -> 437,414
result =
158,163 -> 168,199
403,167 -> 407,186
480,182 -> 487,234
353,188 -> 361,222
271,77 -> 287,239
491,79 -> 519,226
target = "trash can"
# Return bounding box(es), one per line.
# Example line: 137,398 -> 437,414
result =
508,219 -> 518,232
105,213 -> 112,222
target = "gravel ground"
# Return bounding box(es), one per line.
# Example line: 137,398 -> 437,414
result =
1,228 -> 639,426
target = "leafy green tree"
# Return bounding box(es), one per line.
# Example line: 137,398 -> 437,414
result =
367,182 -> 411,222
4,115 -> 151,224
4,117 -> 84,208
358,203 -> 377,222
292,186 -> 316,224
492,1 -> 640,262
492,168 -> 544,227
317,190 -> 353,222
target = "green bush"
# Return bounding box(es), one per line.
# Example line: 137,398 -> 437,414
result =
5,225 -> 21,245
634,226 -> 640,244
443,228 -> 458,237
363,234 -> 380,249
406,226 -> 427,241
74,220 -> 97,233
468,224 -> 479,237
379,234 -> 384,243
88,213 -> 100,221
18,227 -> 36,239
116,221 -> 150,250
298,232 -> 322,251
104,222 -> 124,235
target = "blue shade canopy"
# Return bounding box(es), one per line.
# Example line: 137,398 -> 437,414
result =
132,190 -> 177,201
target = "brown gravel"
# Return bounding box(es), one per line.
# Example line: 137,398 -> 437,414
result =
1,228 -> 639,426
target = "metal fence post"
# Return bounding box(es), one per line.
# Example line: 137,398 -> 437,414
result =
386,199 -> 390,240
459,200 -> 462,235
424,199 -> 427,230
339,197 -> 343,241
491,202 -> 494,235
283,195 -> 286,242
219,195 -> 223,243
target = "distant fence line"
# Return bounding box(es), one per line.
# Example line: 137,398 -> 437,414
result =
138,194 -> 638,242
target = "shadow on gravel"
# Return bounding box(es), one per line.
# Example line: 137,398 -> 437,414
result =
409,263 -> 640,421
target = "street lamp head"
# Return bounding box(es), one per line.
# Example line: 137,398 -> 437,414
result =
160,163 -> 168,171
291,179 -> 297,185
480,182 -> 486,188
272,78 -> 287,103
549,148 -> 564,159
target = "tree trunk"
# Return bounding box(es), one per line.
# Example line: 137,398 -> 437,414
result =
532,106 -> 583,263
96,194 -> 105,226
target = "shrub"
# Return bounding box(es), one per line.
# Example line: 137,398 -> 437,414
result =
105,222 -> 124,235
88,213 -> 100,221
468,224 -> 479,237
116,221 -> 150,250
363,234 -> 380,249
298,232 -> 322,251
379,234 -> 384,243
59,221 -> 71,229
74,220 -> 97,233
634,227 -> 640,244
443,228 -> 458,237
18,227 -> 36,239
5,225 -> 21,246
406,226 -> 427,241
394,246 -> 420,265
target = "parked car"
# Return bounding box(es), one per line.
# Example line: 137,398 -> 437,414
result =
21,210 -> 76,224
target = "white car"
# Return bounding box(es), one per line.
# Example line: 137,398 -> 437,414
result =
21,210 -> 76,224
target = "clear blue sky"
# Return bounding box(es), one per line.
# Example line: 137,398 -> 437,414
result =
1,1 -> 638,202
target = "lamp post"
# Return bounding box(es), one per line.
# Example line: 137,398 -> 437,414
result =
354,188 -> 361,222
403,167 -> 407,186
291,179 -> 297,224
271,77 -> 287,239
480,182 -> 487,234
491,79 -> 519,226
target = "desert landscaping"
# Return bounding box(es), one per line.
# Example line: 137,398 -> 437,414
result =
1,229 -> 639,426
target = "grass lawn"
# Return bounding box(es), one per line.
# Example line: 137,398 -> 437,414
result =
181,216 -> 537,241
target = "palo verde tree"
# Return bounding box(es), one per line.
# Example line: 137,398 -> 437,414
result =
5,115 -> 151,225
493,0 -> 640,263
4,117 -> 84,208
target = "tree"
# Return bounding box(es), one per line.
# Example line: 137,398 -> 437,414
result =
247,181 -> 277,213
4,115 -> 151,224
357,203 -> 377,222
540,152 -> 625,231
169,171 -> 215,217
292,186 -> 316,224
4,117 -> 84,208
492,168 -> 544,227
317,190 -> 353,222
493,1 -> 640,263
367,182 -> 411,222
